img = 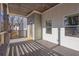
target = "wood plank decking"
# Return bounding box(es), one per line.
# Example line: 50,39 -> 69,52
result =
6,41 -> 62,56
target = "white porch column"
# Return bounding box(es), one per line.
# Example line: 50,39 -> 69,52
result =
27,25 -> 30,40
32,24 -> 35,40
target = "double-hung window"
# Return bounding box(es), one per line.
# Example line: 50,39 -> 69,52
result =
46,20 -> 52,34
65,14 -> 79,36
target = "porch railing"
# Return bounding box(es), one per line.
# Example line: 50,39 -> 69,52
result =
10,30 -> 27,39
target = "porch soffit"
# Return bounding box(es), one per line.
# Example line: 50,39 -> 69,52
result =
8,3 -> 58,16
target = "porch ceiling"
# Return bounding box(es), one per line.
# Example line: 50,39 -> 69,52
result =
8,3 -> 58,16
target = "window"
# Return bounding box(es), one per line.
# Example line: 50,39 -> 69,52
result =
46,20 -> 52,34
0,11 -> 4,32
65,13 -> 79,37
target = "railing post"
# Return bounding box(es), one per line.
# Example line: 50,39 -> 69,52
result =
58,27 -> 61,46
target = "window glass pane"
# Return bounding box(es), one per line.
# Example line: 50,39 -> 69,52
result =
65,14 -> 79,37
46,20 -> 52,34
46,28 -> 52,34
67,16 -> 79,25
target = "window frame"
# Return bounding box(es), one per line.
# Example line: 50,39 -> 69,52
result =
46,20 -> 52,34
65,13 -> 79,36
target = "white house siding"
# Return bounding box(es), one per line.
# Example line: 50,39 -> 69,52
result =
42,3 -> 79,51
22,18 -> 27,37
34,13 -> 42,40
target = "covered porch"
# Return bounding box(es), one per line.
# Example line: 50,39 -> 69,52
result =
0,3 -> 79,56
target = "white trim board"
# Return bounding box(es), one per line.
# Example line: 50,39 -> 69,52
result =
26,10 -> 42,17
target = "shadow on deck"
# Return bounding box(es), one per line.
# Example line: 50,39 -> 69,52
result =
6,40 -> 61,56
1,40 -> 79,56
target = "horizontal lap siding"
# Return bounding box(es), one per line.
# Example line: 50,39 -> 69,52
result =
42,3 -> 79,51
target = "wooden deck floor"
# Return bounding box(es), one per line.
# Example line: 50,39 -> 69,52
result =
6,41 -> 62,56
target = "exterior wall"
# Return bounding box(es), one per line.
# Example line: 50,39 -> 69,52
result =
23,18 -> 27,37
27,13 -> 42,40
27,14 -> 34,40
34,13 -> 42,40
42,3 -> 79,51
